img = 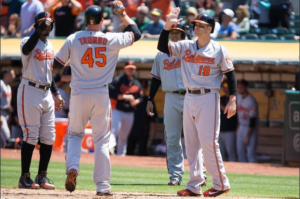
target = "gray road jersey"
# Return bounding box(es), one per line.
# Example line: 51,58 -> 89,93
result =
237,93 -> 258,126
55,30 -> 134,89
20,38 -> 54,84
150,52 -> 185,92
169,39 -> 234,90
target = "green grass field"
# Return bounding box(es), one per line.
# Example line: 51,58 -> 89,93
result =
1,158 -> 299,198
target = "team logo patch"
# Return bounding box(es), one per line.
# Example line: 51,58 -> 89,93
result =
225,57 -> 232,64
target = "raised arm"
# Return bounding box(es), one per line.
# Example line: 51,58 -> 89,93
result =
157,7 -> 182,54
112,0 -> 141,42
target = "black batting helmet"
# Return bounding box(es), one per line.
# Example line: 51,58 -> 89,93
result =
192,14 -> 215,33
170,23 -> 186,39
84,5 -> 103,26
34,11 -> 55,30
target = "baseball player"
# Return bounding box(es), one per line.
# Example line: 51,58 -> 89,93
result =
146,24 -> 188,186
1,67 -> 15,148
236,79 -> 259,163
53,3 -> 141,196
109,63 -> 143,156
157,8 -> 237,197
18,11 -> 65,189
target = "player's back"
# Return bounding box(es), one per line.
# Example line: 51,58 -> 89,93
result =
57,30 -> 134,89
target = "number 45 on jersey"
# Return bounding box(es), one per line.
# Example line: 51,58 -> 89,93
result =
81,47 -> 106,68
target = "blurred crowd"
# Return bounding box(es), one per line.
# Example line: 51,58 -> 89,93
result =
0,0 -> 299,39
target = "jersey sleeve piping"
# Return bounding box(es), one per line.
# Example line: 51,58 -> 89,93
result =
150,73 -> 161,80
129,32 -> 134,46
55,56 -> 66,65
168,42 -> 172,57
222,67 -> 234,73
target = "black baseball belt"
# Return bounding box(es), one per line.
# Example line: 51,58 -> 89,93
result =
28,81 -> 50,91
187,89 -> 211,95
172,90 -> 186,95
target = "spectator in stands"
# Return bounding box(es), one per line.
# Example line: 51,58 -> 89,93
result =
218,8 -> 238,39
131,5 -> 150,33
7,13 -> 21,37
219,81 -> 237,162
149,0 -> 171,22
0,0 -> 9,29
2,0 -> 25,22
127,80 -> 157,156
20,0 -> 44,36
251,0 -> 270,28
53,74 -> 69,118
236,79 -> 259,163
231,0 -> 247,12
269,0 -> 291,29
142,8 -> 165,38
1,67 -> 15,148
233,5 -> 250,34
183,7 -> 198,37
96,0 -> 112,32
48,0 -> 82,36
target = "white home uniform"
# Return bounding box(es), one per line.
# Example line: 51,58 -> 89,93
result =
18,38 -> 55,146
236,93 -> 258,163
55,30 -> 134,193
151,52 -> 185,182
169,39 -> 233,194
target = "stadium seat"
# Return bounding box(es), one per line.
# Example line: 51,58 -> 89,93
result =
260,34 -> 278,40
289,28 -> 300,35
279,34 -> 296,40
240,34 -> 259,40
250,27 -> 268,35
290,13 -> 300,20
290,20 -> 300,27
268,27 -> 289,35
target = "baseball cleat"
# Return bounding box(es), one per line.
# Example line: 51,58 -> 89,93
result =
203,188 -> 230,197
65,169 -> 78,193
168,179 -> 181,186
177,189 -> 202,197
18,173 -> 40,189
34,171 -> 55,190
96,190 -> 113,196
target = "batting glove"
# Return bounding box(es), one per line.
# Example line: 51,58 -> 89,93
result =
112,0 -> 126,16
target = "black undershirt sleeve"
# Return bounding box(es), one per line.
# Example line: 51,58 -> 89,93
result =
50,76 -> 60,96
224,70 -> 237,96
126,24 -> 141,42
22,31 -> 40,55
157,29 -> 170,54
148,77 -> 161,101
249,117 -> 256,128
53,59 -> 64,69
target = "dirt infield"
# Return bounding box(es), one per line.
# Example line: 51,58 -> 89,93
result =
1,149 -> 298,176
1,188 -> 278,199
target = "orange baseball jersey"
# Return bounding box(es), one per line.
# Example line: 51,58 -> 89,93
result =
121,0 -> 143,18
169,39 -> 234,90
150,52 -> 185,92
55,30 -> 134,89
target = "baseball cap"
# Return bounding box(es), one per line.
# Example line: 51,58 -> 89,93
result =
223,9 -> 234,18
151,8 -> 162,16
237,79 -> 248,87
124,65 -> 137,70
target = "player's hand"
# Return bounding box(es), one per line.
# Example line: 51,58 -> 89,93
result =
112,0 -> 126,16
146,101 -> 154,117
123,94 -> 134,102
36,18 -> 54,35
164,7 -> 183,30
55,95 -> 65,110
130,99 -> 140,107
224,95 -> 236,119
